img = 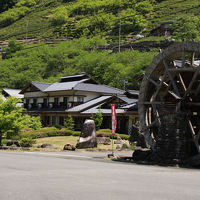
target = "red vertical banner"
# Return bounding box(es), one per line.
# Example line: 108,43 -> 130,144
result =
111,104 -> 117,136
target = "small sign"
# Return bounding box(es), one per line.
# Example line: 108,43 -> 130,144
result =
111,104 -> 117,136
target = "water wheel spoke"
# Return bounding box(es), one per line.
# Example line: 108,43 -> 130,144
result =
144,74 -> 159,87
152,73 -> 167,101
168,90 -> 182,100
162,58 -> 181,99
184,68 -> 200,98
188,120 -> 200,153
178,73 -> 187,92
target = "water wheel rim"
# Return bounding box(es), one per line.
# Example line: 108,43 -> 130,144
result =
139,41 -> 200,152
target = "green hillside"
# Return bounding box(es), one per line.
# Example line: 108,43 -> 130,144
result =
0,0 -> 199,42
0,0 -> 199,90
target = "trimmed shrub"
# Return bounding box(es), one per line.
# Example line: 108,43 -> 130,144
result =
72,131 -> 81,137
19,137 -> 35,147
96,129 -> 130,140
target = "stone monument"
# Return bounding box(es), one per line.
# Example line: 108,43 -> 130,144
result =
76,119 -> 97,148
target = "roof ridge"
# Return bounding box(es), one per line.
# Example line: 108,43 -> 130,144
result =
101,84 -> 125,92
3,88 -> 21,91
31,81 -> 52,85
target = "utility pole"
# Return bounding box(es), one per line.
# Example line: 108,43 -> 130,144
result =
118,15 -> 121,52
122,80 -> 128,91
26,20 -> 29,43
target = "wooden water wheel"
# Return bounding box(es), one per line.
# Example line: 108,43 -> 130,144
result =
139,41 -> 200,161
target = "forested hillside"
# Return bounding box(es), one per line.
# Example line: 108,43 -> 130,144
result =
0,0 -> 199,90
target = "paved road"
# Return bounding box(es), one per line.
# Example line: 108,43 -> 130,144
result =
0,151 -> 200,200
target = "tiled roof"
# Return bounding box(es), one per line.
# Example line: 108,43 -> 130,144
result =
60,73 -> 87,79
44,79 -> 90,92
81,107 -> 125,114
31,82 -> 52,91
117,96 -> 138,104
125,90 -> 139,96
67,96 -> 112,112
74,83 -> 124,94
121,103 -> 138,109
2,88 -> 24,99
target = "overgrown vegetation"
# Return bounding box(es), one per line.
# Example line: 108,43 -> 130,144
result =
0,37 -> 157,90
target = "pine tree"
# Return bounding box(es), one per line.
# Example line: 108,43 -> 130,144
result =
64,115 -> 75,130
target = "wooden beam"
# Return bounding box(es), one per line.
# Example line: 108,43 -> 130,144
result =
138,101 -> 164,105
168,67 -> 196,72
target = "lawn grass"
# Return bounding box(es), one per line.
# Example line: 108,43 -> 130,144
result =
35,136 -> 131,151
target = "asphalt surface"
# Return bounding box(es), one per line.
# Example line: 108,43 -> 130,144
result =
0,151 -> 200,200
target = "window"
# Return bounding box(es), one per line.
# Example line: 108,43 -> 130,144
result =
33,98 -> 37,107
26,99 -> 29,104
43,98 -> 48,107
54,98 -> 59,106
77,97 -> 84,103
59,116 -> 64,126
33,98 -> 37,104
64,97 -> 68,105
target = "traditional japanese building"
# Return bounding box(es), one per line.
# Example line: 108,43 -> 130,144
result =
20,73 -> 138,134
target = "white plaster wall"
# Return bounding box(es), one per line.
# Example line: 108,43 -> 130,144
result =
24,91 -> 47,98
74,91 -> 100,102
37,98 -> 43,103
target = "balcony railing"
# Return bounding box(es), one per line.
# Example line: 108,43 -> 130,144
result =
24,101 -> 83,110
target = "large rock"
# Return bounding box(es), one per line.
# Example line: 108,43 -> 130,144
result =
97,137 -> 111,145
7,140 -> 20,147
114,136 -> 122,144
76,119 -> 97,148
63,144 -> 76,151
41,143 -> 53,148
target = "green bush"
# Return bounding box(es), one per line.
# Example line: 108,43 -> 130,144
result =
96,129 -> 130,140
19,137 -> 35,147
1,139 -> 7,146
20,127 -> 81,139
72,131 -> 81,137
54,124 -> 62,129
20,129 -> 38,139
